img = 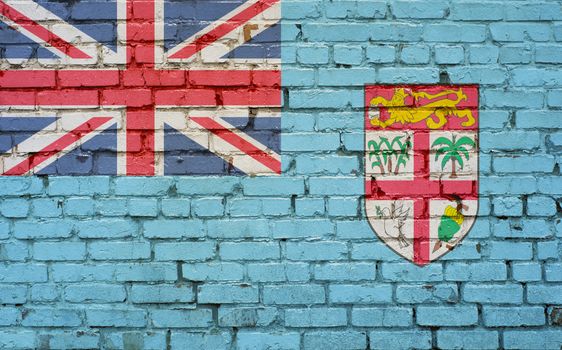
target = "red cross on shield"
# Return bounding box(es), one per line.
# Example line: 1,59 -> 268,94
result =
364,85 -> 479,266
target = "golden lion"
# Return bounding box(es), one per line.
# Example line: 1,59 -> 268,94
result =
369,88 -> 475,129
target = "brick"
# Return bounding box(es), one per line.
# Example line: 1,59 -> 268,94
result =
489,241 -> 533,260
304,331 -> 366,349
42,331 -> 100,350
0,285 -> 27,304
86,308 -> 146,327
528,196 -> 557,217
161,199 -> 190,217
219,242 -> 279,260
483,306 -> 545,327
437,330 -> 499,349
424,24 -> 486,42
378,67 -> 439,83
448,67 -> 507,85
504,331 -> 562,350
0,241 -> 28,261
314,263 -> 375,281
329,284 -> 393,304
154,242 -> 215,261
130,284 -> 194,304
516,111 -> 562,129
297,45 -> 330,65
114,177 -> 173,196
283,133 -> 341,151
47,177 -> 108,196
546,263 -> 562,282
400,45 -> 430,64
64,284 -> 125,303
481,176 -> 537,195
434,45 -> 464,64
366,45 -> 396,63
183,263 -> 244,282
236,332 -> 300,350
336,221 -> 377,239
176,177 -> 239,195
0,308 -> 20,326
64,198 -> 95,216
490,23 -> 550,42
263,285 -> 325,305
352,307 -> 413,327
272,219 -> 333,238
352,242 -> 404,261
128,198 -> 158,217
469,46 -> 499,64
370,331 -> 432,350
318,68 -> 375,86
192,197 -> 224,217
170,332 -> 231,350
285,308 -> 347,327
494,219 -> 553,239
1,198 -> 29,217
381,262 -> 443,282
416,306 -> 478,326
22,308 -> 82,327
527,285 -> 562,304
500,45 -> 532,64
396,284 -> 459,303
538,241 -> 559,260
34,242 -> 85,261
207,219 -> 270,239
31,198 -> 63,218
481,131 -> 541,151
151,309 -> 213,328
450,2 -> 504,20
14,220 -> 73,239
0,264 -> 47,283
144,220 -> 205,239
241,177 -> 305,196
0,331 -> 36,349
89,242 -> 151,260
333,45 -> 363,65
198,284 -> 258,304
463,284 -> 523,304
286,242 -> 347,261
393,1 -> 448,19
512,263 -> 542,282
289,90 -> 363,109
76,220 -> 136,239
31,285 -> 58,302
505,3 -> 562,21
308,177 -> 363,195
218,307 -> 276,327
247,263 -> 310,282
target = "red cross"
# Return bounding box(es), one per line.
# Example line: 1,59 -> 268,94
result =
0,0 -> 281,175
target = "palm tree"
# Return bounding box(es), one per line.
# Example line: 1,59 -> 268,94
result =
368,137 -> 392,174
391,136 -> 411,175
432,135 -> 475,178
368,136 -> 412,175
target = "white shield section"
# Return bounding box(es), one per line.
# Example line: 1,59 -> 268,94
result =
365,199 -> 415,261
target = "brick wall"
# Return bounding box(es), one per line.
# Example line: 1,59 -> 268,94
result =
1,0 -> 561,349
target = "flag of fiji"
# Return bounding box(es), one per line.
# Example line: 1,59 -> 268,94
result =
0,0 -> 281,176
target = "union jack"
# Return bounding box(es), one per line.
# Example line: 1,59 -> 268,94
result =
0,0 -> 281,176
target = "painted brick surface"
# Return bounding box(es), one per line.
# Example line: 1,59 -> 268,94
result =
0,0 -> 561,349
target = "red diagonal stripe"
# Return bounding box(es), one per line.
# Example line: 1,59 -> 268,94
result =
169,0 -> 279,59
191,117 -> 280,174
3,117 -> 112,175
0,1 -> 91,59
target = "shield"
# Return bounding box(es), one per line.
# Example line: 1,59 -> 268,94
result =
364,85 -> 479,265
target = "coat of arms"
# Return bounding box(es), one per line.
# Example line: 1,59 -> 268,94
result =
364,85 -> 479,265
